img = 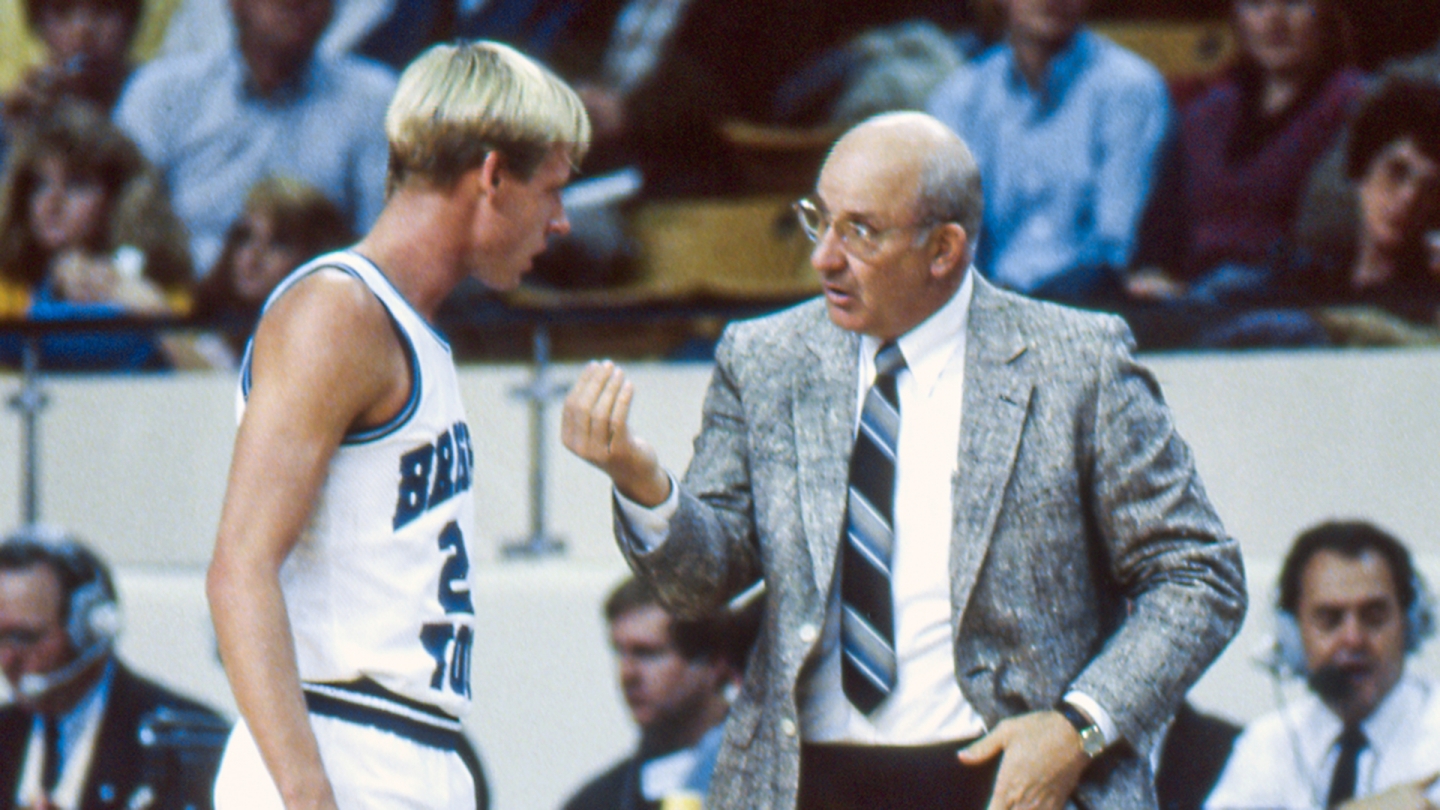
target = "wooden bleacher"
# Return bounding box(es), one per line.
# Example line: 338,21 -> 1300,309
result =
1093,18 -> 1236,81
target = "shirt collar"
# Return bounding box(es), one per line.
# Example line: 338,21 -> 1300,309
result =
31,658 -> 115,760
860,266 -> 974,396
1358,671 -> 1429,761
232,48 -> 319,104
1003,28 -> 1094,106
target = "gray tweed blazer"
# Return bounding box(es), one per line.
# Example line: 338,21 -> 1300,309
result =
618,274 -> 1247,810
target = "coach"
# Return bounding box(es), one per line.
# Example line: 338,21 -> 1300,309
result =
563,111 -> 1246,810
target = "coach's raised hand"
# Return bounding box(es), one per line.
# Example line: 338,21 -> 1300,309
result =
562,360 -> 672,507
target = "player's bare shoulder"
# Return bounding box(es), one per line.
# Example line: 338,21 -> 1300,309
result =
248,266 -> 412,432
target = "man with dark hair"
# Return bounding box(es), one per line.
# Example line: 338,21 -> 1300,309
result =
926,0 -> 1170,306
1206,520 -> 1440,809
561,577 -> 760,810
114,0 -> 394,273
2,0 -> 143,163
0,525 -> 227,810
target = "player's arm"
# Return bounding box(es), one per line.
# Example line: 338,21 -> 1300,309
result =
207,271 -> 409,810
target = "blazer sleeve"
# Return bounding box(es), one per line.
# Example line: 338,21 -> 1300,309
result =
1068,317 -> 1247,749
615,325 -> 765,618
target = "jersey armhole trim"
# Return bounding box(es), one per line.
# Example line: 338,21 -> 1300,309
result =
239,261 -> 423,444
343,305 -> 421,445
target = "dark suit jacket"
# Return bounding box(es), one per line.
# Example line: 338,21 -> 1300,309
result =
0,661 -> 228,810
560,754 -> 653,810
1155,702 -> 1242,810
618,276 -> 1247,809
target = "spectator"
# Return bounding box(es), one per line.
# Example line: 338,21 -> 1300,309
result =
1132,77 -> 1440,350
1301,77 -> 1440,343
548,0 -> 889,198
927,0 -> 1171,306
774,18 -> 967,129
156,0 -> 390,66
173,175 -> 353,368
1295,32 -> 1440,276
560,577 -> 760,810
0,524 -> 229,810
524,0 -> 871,288
1129,0 -> 1366,307
115,0 -> 394,274
1205,520 -> 1440,809
4,0 -> 142,125
0,102 -> 191,370
357,0 -> 586,73
1154,701 -> 1242,810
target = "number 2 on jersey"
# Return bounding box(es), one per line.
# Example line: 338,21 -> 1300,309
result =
421,520 -> 474,697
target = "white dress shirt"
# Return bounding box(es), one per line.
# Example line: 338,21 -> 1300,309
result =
15,661 -> 114,809
1205,673 -> 1440,809
618,270 -> 1116,746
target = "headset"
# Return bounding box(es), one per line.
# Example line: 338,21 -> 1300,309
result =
0,524 -> 122,700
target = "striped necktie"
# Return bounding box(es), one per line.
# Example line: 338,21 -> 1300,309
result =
840,341 -> 905,714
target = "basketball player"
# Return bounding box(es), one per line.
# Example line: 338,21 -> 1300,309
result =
206,41 -> 589,810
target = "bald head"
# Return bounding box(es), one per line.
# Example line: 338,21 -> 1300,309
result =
825,113 -> 983,251
808,112 -> 980,339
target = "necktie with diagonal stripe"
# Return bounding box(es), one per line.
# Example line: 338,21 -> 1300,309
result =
841,341 -> 905,714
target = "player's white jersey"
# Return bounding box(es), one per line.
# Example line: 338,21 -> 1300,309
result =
238,250 -> 477,719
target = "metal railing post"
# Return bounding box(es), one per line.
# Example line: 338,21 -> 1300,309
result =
502,324 -> 567,558
8,337 -> 48,527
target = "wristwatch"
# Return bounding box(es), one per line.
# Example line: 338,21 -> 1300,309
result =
1057,702 -> 1106,759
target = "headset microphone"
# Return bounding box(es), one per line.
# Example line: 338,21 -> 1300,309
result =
0,526 -> 122,703
14,639 -> 111,701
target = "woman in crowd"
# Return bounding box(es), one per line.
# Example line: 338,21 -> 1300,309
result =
1154,77 -> 1440,349
1129,0 -> 1367,305
1303,77 -> 1440,343
173,175 -> 352,368
0,100 -> 191,369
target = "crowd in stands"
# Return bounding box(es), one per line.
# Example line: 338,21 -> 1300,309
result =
2,0 -> 1440,369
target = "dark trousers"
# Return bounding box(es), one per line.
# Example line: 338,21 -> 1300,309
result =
798,740 -> 998,810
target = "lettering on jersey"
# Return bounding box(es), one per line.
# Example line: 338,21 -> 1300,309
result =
421,623 -> 472,697
393,421 -> 474,529
421,520 -> 474,698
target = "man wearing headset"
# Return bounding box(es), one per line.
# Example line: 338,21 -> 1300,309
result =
0,527 -> 227,810
1207,520 -> 1440,810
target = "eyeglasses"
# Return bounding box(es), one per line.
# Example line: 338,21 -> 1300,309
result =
793,197 -> 934,261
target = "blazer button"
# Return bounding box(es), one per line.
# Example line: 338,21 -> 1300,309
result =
780,718 -> 798,737
799,623 -> 817,643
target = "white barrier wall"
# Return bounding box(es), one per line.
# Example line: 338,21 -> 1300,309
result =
1,347 -> 1438,809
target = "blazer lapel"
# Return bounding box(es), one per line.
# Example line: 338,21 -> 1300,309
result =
794,310 -> 858,594
950,278 -> 1034,620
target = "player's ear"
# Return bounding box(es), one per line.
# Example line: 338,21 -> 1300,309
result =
476,150 -> 504,194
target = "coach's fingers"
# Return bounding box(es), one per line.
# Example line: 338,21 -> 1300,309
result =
563,361 -> 620,458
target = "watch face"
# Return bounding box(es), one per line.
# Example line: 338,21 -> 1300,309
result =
1079,726 -> 1105,757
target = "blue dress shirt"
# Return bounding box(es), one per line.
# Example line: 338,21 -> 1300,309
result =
115,48 -> 394,274
927,29 -> 1171,298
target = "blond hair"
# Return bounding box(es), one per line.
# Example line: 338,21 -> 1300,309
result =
385,40 -> 590,195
